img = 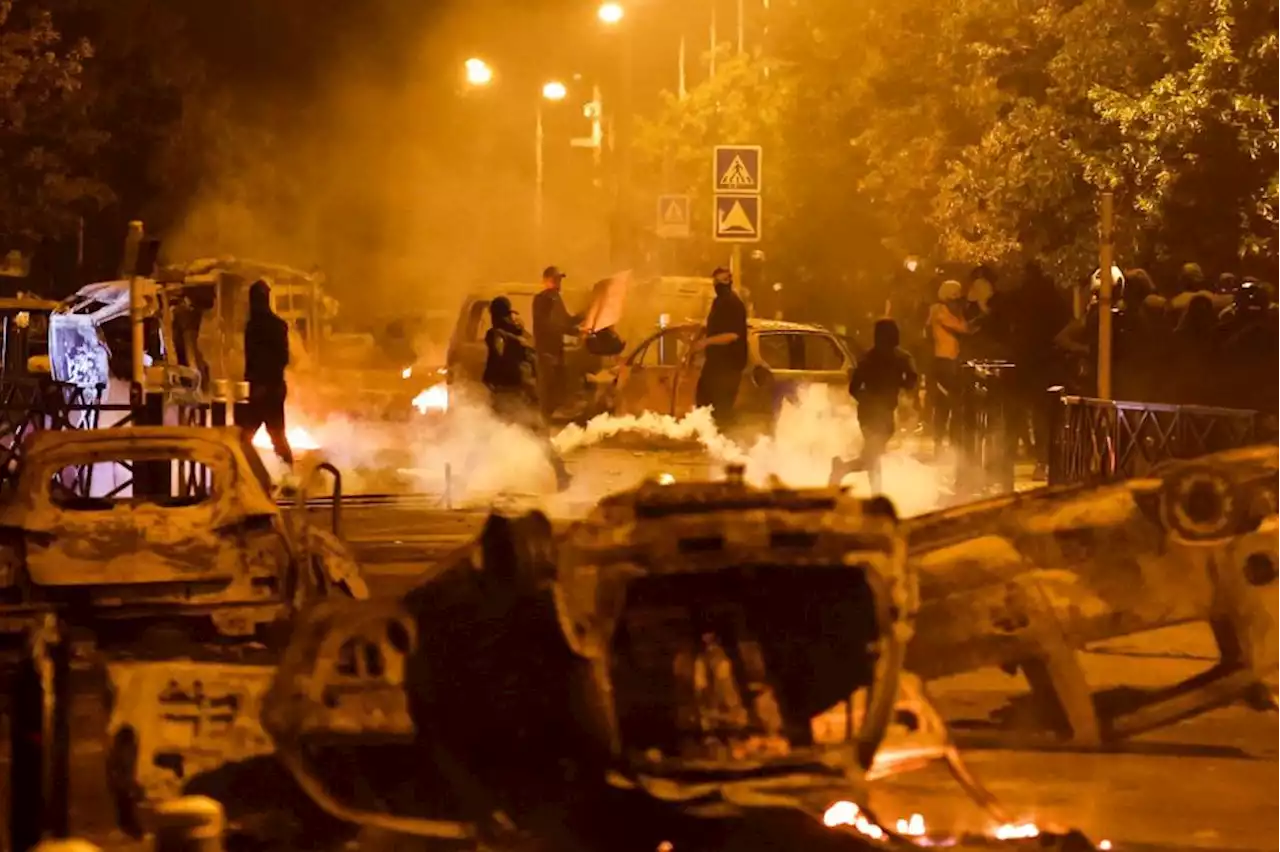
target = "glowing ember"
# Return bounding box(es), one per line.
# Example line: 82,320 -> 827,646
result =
992,823 -> 1040,841
657,472 -> 676,485
402,366 -> 413,379
1098,841 -> 1112,851
822,801 -> 886,841
252,425 -> 320,452
896,814 -> 927,837
412,383 -> 449,414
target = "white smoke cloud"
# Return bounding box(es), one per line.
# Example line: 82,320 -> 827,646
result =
270,381 -> 949,518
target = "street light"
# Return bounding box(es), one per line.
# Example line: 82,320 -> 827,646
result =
598,2 -> 624,25
464,57 -> 493,86
536,81 -> 571,259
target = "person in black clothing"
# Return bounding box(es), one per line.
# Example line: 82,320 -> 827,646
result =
483,296 -> 572,491
531,265 -> 584,422
829,318 -> 919,492
237,280 -> 294,466
693,266 -> 748,428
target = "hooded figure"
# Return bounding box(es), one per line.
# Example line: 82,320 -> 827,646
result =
482,295 -> 573,491
830,318 -> 919,492
238,280 -> 293,466
693,266 -> 749,427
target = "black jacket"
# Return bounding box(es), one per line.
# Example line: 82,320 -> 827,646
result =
849,320 -> 918,427
532,288 -> 581,360
483,318 -> 535,391
244,284 -> 290,386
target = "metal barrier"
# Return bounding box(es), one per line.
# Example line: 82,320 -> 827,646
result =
1046,390 -> 1274,486
952,360 -> 1020,500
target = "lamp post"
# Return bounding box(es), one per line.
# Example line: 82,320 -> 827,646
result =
598,2 -> 633,268
536,81 -> 568,259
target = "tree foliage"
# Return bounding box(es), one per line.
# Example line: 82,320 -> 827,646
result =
0,0 -> 108,240
634,0 -> 1278,303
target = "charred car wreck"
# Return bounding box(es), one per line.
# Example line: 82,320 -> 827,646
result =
261,473 -> 1095,850
903,444 -> 1278,745
0,426 -> 367,840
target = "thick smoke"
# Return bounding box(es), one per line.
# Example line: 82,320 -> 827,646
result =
272,382 -> 947,518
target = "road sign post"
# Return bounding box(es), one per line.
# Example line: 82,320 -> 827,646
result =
656,194 -> 691,239
712,145 -> 762,291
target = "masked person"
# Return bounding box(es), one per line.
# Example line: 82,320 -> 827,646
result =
237,280 -> 294,467
693,266 -> 748,428
829,318 -> 919,492
483,296 -> 573,492
531,265 -> 584,423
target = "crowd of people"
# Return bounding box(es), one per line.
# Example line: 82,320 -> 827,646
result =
899,260 -> 1278,477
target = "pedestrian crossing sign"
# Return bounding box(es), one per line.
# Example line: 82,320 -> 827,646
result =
714,194 -> 761,242
656,194 -> 691,239
713,145 -> 762,194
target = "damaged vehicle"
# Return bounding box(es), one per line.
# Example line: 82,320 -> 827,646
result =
443,276 -> 715,422
260,474 -> 1080,850
602,318 -> 854,428
0,426 -> 368,835
903,444 -> 1278,746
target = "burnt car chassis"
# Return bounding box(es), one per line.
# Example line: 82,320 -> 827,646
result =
904,444 -> 1278,747
258,464 -> 1248,850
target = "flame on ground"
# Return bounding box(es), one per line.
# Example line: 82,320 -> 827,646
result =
822,801 -> 886,841
252,424 -> 320,452
896,813 -> 927,837
412,383 -> 449,414
401,366 -> 413,379
992,822 -> 1040,840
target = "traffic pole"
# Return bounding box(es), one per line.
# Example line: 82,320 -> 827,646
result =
1097,191 -> 1115,400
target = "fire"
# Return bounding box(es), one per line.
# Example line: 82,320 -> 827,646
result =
822,801 -> 886,841
657,472 -> 676,485
252,424 -> 320,452
412,383 -> 449,414
401,366 -> 413,379
992,822 -> 1040,841
895,814 -> 927,837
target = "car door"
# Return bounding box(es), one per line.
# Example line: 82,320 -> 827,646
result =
747,331 -> 853,414
614,326 -> 695,416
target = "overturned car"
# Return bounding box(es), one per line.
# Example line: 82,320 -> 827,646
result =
904,444 -> 1278,745
261,472 -> 928,849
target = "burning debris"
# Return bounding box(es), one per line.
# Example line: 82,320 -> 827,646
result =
410,383 -> 449,414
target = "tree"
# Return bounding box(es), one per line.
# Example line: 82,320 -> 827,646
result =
0,1 -> 109,242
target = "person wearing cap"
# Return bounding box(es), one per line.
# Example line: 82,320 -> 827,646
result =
692,266 -> 748,427
531,265 -> 584,422
237,280 -> 294,467
483,295 -> 573,491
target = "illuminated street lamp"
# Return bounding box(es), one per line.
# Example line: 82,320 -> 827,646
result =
463,57 -> 493,86
598,2 -> 624,25
536,81 -> 571,258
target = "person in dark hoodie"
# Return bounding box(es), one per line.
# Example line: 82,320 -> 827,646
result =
238,280 -> 294,467
829,318 -> 919,492
483,296 -> 573,491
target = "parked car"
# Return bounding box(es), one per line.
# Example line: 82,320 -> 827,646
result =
601,318 -> 855,426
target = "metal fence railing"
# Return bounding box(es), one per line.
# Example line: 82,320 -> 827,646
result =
1046,390 -> 1274,486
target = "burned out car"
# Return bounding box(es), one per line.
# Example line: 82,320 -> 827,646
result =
904,444 -> 1278,746
0,427 -> 368,837
260,472 -> 940,849
0,426 -> 367,635
604,318 -> 854,426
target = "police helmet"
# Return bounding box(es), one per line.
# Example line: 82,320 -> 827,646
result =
1233,281 -> 1270,314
